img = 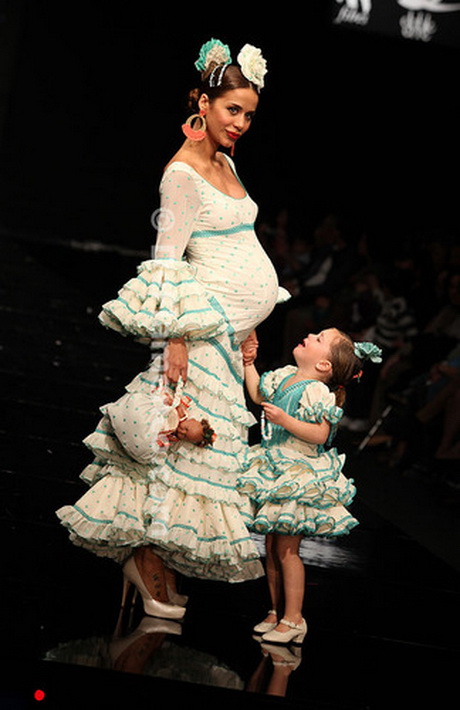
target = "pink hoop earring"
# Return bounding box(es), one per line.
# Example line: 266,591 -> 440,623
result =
182,109 -> 207,141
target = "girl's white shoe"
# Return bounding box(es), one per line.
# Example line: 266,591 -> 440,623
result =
253,610 -> 278,634
260,642 -> 303,669
261,618 -> 307,644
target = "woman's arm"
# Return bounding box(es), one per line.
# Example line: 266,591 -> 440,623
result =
155,170 -> 203,383
262,402 -> 331,445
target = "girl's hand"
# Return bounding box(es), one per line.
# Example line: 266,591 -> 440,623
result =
243,350 -> 257,366
262,402 -> 287,427
165,337 -> 188,383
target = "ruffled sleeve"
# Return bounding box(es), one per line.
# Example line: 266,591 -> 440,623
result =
259,366 -> 297,400
99,259 -> 227,340
297,380 -> 343,426
98,165 -> 227,341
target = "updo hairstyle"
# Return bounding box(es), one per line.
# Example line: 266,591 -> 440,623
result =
187,63 -> 257,114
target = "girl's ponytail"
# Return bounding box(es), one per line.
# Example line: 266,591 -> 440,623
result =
328,333 -> 365,408
328,331 -> 382,408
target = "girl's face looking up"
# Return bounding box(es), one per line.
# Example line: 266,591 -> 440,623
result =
293,328 -> 341,373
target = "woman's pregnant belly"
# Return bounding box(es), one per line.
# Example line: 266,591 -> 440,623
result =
189,234 -> 279,338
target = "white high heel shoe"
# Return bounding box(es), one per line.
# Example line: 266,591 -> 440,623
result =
167,585 -> 189,607
261,618 -> 307,645
122,557 -> 186,620
253,610 -> 278,634
110,616 -> 182,665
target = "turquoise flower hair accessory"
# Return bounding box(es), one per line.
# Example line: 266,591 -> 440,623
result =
194,39 -> 267,91
194,38 -> 232,74
353,342 -> 383,363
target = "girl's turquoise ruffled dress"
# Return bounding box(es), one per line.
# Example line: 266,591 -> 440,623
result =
237,366 -> 359,537
57,157 -> 289,582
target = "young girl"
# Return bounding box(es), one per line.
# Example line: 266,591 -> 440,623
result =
239,328 -> 382,644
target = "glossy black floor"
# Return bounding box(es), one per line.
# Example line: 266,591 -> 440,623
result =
2,233 -> 459,709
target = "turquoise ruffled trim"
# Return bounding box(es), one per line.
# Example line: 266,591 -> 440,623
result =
248,508 -> 359,538
301,401 -> 343,426
98,259 -> 228,341
57,325 -> 264,581
237,439 -> 358,538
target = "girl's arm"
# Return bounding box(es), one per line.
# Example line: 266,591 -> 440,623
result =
244,363 -> 264,405
262,402 -> 330,445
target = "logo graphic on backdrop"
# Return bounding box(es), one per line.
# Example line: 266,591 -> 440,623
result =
398,0 -> 460,41
331,0 -> 460,46
333,0 -> 372,26
398,0 -> 460,10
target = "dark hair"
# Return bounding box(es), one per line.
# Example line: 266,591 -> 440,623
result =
196,418 -> 216,448
328,331 -> 364,408
187,63 -> 257,113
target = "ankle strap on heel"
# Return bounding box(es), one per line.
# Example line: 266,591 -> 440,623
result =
280,618 -> 303,629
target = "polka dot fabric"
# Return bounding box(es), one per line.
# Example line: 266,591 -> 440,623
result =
57,156 -> 288,582
237,367 -> 359,538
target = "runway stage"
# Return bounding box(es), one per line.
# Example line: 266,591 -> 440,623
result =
1,233 -> 459,709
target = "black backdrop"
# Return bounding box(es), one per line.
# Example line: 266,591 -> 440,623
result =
1,0 -> 459,254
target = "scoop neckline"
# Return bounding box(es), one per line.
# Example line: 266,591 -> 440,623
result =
165,158 -> 248,201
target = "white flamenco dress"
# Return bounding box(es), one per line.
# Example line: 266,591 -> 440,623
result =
56,156 -> 289,582
237,367 -> 359,537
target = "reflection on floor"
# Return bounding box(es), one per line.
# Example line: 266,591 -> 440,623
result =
2,233 -> 459,708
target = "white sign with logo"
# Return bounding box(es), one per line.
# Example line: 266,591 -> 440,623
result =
333,0 -> 373,26
331,0 -> 460,46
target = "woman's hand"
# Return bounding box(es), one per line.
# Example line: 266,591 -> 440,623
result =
165,337 -> 188,384
241,330 -> 259,366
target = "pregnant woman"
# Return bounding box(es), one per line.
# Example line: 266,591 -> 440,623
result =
57,38 -> 289,616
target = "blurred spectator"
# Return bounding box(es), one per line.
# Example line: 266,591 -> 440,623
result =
342,265 -> 418,431
281,211 -> 365,362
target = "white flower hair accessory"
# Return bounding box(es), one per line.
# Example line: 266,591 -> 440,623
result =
194,39 -> 267,91
237,44 -> 267,91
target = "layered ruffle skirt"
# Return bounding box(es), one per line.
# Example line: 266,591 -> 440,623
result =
56,258 -> 265,582
237,440 -> 359,537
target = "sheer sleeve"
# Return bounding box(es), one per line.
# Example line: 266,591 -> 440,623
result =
98,165 -> 227,341
153,166 -> 202,260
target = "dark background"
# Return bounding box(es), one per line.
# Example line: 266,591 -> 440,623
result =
1,4 -> 460,707
1,0 -> 459,255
